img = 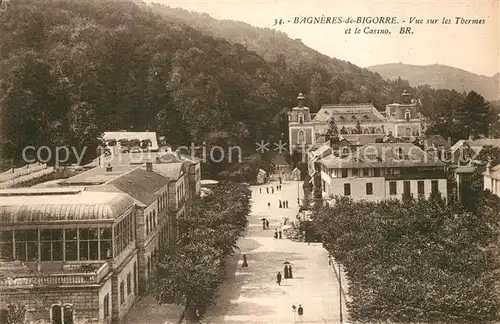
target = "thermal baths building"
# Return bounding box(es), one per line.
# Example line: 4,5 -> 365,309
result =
309,142 -> 448,202
0,160 -> 197,323
288,91 -> 422,153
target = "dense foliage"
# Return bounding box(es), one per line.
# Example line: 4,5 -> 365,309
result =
152,182 -> 251,321
313,194 -> 500,323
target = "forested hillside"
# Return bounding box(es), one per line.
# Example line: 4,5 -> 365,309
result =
0,0 -> 496,167
148,3 -> 407,111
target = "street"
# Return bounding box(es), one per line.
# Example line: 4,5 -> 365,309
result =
202,180 -> 345,324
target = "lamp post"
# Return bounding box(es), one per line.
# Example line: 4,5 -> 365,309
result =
339,263 -> 343,323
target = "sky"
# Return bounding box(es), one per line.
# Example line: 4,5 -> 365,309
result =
148,0 -> 499,77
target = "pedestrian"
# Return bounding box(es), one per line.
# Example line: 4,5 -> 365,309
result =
288,265 -> 293,278
262,219 -> 266,230
285,200 -> 288,208
297,304 -> 303,322
266,220 -> 270,229
272,187 -> 274,194
242,254 -> 248,267
279,230 -> 282,239
284,265 -> 289,279
276,185 -> 279,191
274,229 -> 278,239
279,200 -> 282,208
268,202 -> 270,209
259,188 -> 262,194
266,187 -> 269,194
276,271 -> 282,285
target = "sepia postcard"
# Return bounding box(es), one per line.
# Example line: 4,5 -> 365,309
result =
0,0 -> 499,323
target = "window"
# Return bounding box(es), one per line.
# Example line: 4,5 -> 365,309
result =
63,305 -> 73,324
51,304 -> 62,324
431,180 -> 439,193
0,230 -> 13,260
362,168 -> 369,177
103,294 -> 110,319
40,229 -> 63,261
297,129 -> 306,144
120,281 -> 125,305
114,214 -> 134,257
64,229 -> 78,261
14,229 -> 38,262
418,181 -> 425,196
146,214 -> 149,235
389,181 -> 397,195
366,183 -> 373,195
79,228 -> 99,261
374,168 -> 381,177
344,183 -> 351,196
100,228 -> 112,260
152,210 -> 156,229
341,169 -> 348,178
133,263 -> 138,295
352,169 -> 359,177
405,110 -> 411,120
127,273 -> 131,295
298,113 -> 304,124
51,304 -> 73,324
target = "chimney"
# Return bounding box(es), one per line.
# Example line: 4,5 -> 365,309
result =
447,137 -> 452,146
146,162 -> 153,172
106,164 -> 112,172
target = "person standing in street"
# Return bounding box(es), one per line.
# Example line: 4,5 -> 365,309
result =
279,200 -> 282,208
266,187 -> 269,194
259,188 -> 262,194
288,265 -> 293,278
284,265 -> 289,278
297,304 -> 304,322
272,187 -> 274,194
242,254 -> 248,267
274,229 -> 278,239
276,271 -> 282,285
268,202 -> 270,209
279,230 -> 283,239
266,220 -> 269,229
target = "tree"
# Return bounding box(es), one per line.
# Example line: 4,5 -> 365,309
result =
324,116 -> 339,146
460,91 -> 493,137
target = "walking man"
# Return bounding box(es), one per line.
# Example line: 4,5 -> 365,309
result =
266,220 -> 270,229
297,304 -> 304,322
279,200 -> 282,208
274,229 -> 278,239
259,188 -> 262,194
242,254 -> 248,267
272,187 -> 274,194
284,265 -> 289,279
288,265 -> 293,278
266,187 -> 269,194
279,230 -> 283,239
268,202 -> 270,209
276,271 -> 282,285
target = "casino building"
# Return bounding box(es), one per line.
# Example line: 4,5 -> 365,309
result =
288,90 -> 423,153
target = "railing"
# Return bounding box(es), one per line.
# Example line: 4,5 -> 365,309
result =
0,263 -> 110,287
385,172 -> 447,180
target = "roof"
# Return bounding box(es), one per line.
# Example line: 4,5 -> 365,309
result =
0,189 -> 135,224
88,152 -> 159,167
107,168 -> 170,205
417,135 -> 449,149
319,143 -> 445,169
272,154 -> 289,166
62,165 -> 136,185
451,138 -> 500,154
483,163 -> 500,179
102,131 -> 159,151
151,163 -> 184,180
341,135 -> 385,146
200,179 -> 219,186
314,104 -> 385,122
289,106 -> 312,123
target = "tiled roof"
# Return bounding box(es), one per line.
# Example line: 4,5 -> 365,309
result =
62,165 -> 136,185
107,168 -> 169,206
314,104 -> 385,122
451,138 -> 500,153
0,189 -> 135,224
319,143 -> 445,169
341,135 -> 385,146
151,163 -> 184,180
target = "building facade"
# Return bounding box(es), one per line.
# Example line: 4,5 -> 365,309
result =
483,163 -> 500,197
288,91 -> 423,153
310,142 -> 448,202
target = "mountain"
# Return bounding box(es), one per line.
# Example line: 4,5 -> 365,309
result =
148,3 -> 409,112
368,63 -> 499,101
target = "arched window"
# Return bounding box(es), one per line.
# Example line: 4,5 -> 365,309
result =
363,128 -> 370,134
298,113 -> 304,124
51,303 -> 74,324
375,128 -> 382,134
297,129 -> 306,144
405,109 -> 411,120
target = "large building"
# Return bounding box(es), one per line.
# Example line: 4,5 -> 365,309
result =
483,162 -> 500,197
309,142 -> 448,202
0,149 -> 201,323
288,91 -> 422,153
